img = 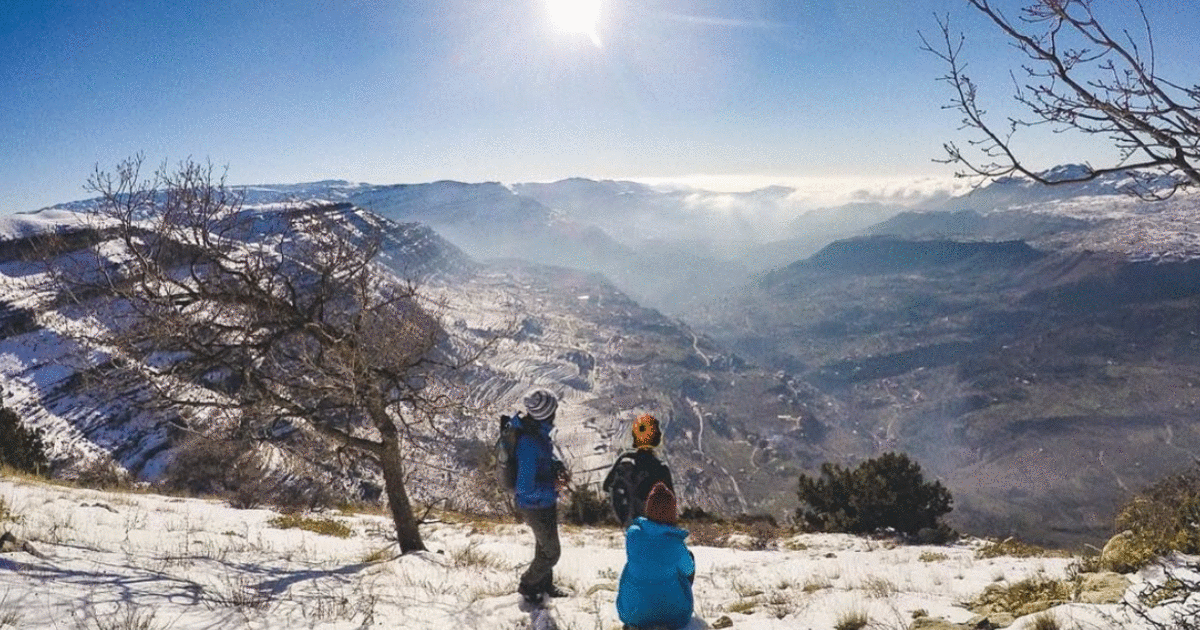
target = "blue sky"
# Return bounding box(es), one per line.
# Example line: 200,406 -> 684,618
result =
2,0 -> 1197,213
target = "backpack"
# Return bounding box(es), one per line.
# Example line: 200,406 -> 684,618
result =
494,413 -> 528,493
603,451 -> 672,525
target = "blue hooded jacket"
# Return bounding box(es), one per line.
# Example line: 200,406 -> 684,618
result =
513,415 -> 560,510
616,516 -> 695,630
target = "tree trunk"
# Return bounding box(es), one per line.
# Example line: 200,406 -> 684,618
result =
379,420 -> 426,553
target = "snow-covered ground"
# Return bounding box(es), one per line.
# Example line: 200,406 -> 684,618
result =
0,476 -> 1194,630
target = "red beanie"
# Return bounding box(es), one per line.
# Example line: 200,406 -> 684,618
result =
644,481 -> 677,525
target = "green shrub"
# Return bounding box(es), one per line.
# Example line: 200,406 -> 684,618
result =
0,406 -> 49,476
795,452 -> 953,538
1112,463 -> 1200,570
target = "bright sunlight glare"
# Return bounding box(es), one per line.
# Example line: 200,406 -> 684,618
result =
546,0 -> 602,47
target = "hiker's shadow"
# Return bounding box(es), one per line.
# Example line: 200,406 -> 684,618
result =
517,599 -> 559,630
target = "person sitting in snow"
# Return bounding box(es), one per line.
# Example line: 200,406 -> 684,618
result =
616,481 -> 695,630
514,389 -> 572,604
602,413 -> 674,527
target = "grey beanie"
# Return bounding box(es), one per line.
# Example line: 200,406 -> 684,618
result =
523,389 -> 558,421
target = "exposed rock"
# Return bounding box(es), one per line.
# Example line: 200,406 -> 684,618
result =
711,615 -> 733,629
1100,530 -> 1141,573
0,531 -> 46,559
909,617 -> 971,629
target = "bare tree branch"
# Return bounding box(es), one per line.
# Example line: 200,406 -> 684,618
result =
922,0 -> 1200,199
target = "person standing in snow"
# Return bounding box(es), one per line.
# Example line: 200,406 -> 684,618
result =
514,389 -> 572,604
616,481 -> 695,630
602,413 -> 675,527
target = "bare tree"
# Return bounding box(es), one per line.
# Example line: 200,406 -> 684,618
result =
922,0 -> 1200,198
47,155 -> 495,553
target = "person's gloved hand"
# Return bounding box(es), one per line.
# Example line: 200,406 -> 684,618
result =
552,461 -> 571,491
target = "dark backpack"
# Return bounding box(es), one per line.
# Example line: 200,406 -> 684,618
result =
494,413 -> 529,493
603,451 -> 672,525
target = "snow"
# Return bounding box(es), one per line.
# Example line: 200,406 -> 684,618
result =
0,476 -> 1193,630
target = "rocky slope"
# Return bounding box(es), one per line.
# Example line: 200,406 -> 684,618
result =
0,202 -> 804,521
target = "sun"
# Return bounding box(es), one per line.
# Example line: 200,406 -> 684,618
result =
545,0 -> 602,47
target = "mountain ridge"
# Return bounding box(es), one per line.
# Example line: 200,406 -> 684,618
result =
6,169 -> 1200,547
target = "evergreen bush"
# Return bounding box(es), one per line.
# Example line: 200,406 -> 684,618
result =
0,406 -> 49,476
795,452 -> 953,538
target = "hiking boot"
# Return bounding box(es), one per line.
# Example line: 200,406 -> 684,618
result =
518,585 -> 544,604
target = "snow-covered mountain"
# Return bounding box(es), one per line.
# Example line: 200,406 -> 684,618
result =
0,199 -> 796,522
6,168 -> 1200,550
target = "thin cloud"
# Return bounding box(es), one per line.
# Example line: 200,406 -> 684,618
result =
635,174 -> 972,212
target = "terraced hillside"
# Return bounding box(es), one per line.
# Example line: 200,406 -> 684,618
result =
0,203 -> 804,520
696,235 -> 1200,546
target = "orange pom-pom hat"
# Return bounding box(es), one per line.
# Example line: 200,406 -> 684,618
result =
632,413 -> 662,449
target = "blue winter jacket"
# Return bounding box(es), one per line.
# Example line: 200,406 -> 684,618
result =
616,517 -> 695,630
514,416 -> 560,510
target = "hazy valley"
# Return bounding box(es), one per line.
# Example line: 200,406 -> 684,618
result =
4,171 -> 1200,549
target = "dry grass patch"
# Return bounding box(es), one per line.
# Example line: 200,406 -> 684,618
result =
972,576 -> 1072,617
361,546 -> 396,564
201,572 -> 273,612
1111,467 -> 1200,572
683,514 -> 782,550
861,575 -> 898,598
801,575 -> 832,593
725,598 -> 757,615
833,609 -> 870,630
73,604 -> 165,630
448,540 -> 508,571
976,537 -> 1065,559
267,514 -> 352,538
1030,611 -> 1065,630
765,591 -> 799,619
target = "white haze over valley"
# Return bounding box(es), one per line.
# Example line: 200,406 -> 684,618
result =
634,173 -> 977,211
